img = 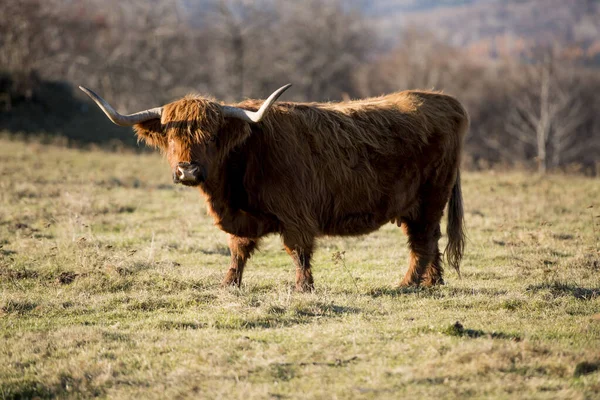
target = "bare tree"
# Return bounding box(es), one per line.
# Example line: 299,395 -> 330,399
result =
505,51 -> 590,173
273,0 -> 374,101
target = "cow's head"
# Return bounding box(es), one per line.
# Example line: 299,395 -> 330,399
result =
79,85 -> 291,186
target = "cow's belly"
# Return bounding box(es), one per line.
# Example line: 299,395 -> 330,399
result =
319,211 -> 391,236
317,191 -> 395,236
316,177 -> 420,236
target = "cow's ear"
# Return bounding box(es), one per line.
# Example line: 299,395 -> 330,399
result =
133,119 -> 166,149
215,119 -> 252,155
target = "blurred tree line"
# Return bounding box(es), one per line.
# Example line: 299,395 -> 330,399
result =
1,0 -> 599,173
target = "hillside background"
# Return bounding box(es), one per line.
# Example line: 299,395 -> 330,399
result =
1,0 -> 599,173
372,0 -> 600,62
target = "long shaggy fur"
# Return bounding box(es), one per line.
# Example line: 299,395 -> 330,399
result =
134,89 -> 469,288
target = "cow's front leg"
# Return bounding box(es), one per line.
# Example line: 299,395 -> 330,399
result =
222,235 -> 259,288
283,233 -> 315,292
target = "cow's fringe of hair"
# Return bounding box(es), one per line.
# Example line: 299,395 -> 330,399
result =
162,95 -> 223,145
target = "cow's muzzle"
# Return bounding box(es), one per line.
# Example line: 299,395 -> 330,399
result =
173,162 -> 202,186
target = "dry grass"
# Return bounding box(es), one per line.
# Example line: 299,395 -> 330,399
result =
0,138 -> 599,399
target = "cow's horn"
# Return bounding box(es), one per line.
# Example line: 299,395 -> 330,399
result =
79,86 -> 163,126
221,84 -> 292,123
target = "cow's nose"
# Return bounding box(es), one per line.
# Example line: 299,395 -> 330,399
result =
177,165 -> 186,180
175,162 -> 200,184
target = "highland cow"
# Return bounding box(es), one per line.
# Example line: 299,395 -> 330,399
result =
80,84 -> 468,291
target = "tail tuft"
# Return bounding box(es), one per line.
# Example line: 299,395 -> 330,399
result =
445,170 -> 465,276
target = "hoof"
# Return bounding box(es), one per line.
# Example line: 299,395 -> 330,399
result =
421,278 -> 445,287
222,269 -> 242,288
295,281 -> 315,292
398,279 -> 419,288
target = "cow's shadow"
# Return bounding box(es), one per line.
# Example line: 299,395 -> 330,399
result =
368,282 -> 600,301
526,282 -> 600,300
367,285 -> 508,299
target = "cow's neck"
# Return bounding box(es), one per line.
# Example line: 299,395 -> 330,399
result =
198,157 -> 278,238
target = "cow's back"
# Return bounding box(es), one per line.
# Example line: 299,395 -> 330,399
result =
239,91 -> 468,236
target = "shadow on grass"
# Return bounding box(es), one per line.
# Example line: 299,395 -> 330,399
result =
153,300 -> 361,331
0,380 -> 61,400
249,357 -> 360,383
213,302 -> 361,330
443,321 -> 522,341
292,303 -> 361,317
0,267 -> 38,280
526,282 -> 600,300
0,374 -> 105,400
0,248 -> 18,257
1,299 -> 38,315
157,320 -> 207,330
368,286 -> 507,299
574,361 -> 600,377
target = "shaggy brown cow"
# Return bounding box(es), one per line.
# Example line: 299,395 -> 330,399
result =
80,84 -> 468,291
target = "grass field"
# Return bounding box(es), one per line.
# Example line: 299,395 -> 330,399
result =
1,137 -> 599,399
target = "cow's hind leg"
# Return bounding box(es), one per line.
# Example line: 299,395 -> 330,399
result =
282,233 -> 315,292
421,226 -> 444,286
223,235 -> 259,288
399,209 -> 444,287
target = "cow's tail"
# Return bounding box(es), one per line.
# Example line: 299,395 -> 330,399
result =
445,169 -> 465,276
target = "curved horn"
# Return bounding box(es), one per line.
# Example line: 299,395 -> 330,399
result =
79,86 -> 162,126
221,84 -> 292,123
